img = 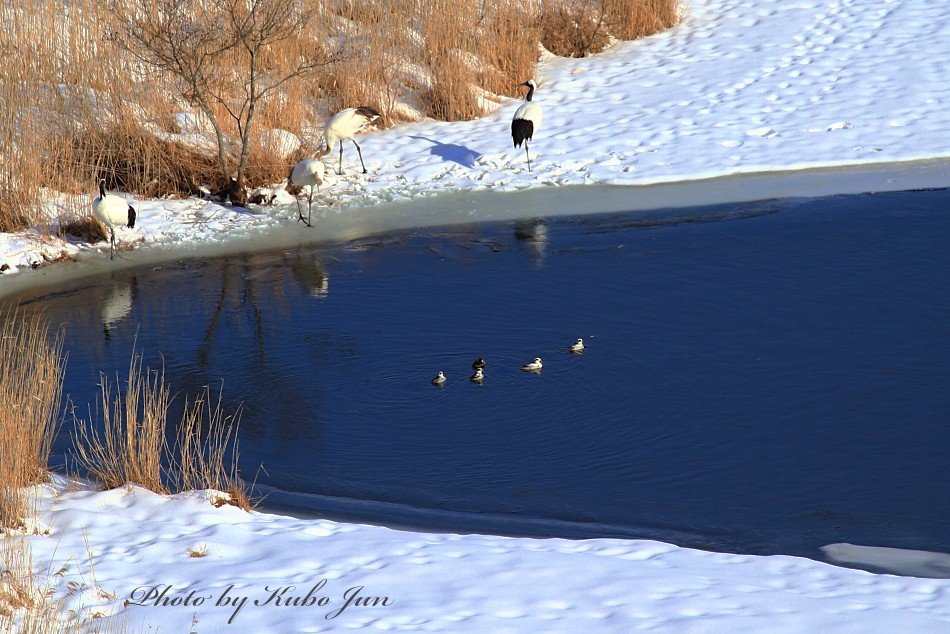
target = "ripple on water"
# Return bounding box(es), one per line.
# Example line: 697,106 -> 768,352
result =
17,188 -> 950,564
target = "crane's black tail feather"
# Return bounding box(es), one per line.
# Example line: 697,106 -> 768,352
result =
511,118 -> 534,148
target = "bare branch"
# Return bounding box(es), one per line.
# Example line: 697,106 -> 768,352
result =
108,0 -> 334,190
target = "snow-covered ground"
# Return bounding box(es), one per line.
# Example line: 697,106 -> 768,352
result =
4,0 -> 950,630
8,477 -> 948,633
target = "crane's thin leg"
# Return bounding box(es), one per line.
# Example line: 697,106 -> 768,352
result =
296,196 -> 305,224
109,228 -> 116,260
338,142 -> 344,175
353,139 -> 367,174
525,142 -> 532,172
306,187 -> 314,227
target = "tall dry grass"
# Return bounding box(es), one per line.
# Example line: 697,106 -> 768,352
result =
72,350 -> 250,510
176,389 -> 250,510
540,0 -> 681,57
72,354 -> 171,494
1,0 -> 681,232
1,534 -> 131,633
0,307 -> 65,530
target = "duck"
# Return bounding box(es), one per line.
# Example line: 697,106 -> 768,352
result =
521,357 -> 543,372
431,371 -> 446,386
570,338 -> 585,353
472,356 -> 486,371
469,368 -> 485,383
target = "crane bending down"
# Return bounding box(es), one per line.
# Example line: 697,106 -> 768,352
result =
287,159 -> 325,227
511,80 -> 543,171
322,107 -> 382,175
91,178 -> 136,260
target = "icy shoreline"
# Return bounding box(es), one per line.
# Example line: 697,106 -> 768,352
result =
4,157 -> 950,303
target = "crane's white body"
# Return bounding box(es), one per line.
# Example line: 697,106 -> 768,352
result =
512,101 -> 543,131
91,179 -> 135,259
290,158 -> 325,189
511,80 -> 543,171
323,106 -> 381,175
288,158 -> 325,227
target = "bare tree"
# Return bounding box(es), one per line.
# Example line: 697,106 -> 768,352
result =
110,0 -> 330,196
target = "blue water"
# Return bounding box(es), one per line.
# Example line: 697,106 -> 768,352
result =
14,187 -> 950,563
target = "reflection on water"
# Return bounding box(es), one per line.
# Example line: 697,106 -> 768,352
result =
514,218 -> 548,266
99,278 -> 135,341
10,188 -> 950,568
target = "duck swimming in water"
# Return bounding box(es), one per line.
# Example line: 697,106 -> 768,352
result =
431,371 -> 446,386
570,338 -> 585,353
521,357 -> 543,372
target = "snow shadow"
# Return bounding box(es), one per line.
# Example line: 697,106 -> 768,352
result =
408,136 -> 483,168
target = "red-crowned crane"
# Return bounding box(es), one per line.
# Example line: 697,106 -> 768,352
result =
287,158 -> 325,227
322,107 -> 382,175
91,178 -> 136,260
511,80 -> 543,172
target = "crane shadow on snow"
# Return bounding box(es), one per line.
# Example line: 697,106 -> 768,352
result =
408,136 -> 483,168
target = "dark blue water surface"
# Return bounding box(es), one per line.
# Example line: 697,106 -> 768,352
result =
13,187 -> 950,562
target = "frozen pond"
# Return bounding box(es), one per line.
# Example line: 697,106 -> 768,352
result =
12,186 -> 950,566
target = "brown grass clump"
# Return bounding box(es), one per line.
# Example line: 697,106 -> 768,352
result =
60,218 -> 107,244
68,124 -> 224,200
605,0 -> 681,41
540,0 -> 681,58
72,349 -> 252,511
540,0 -> 613,58
0,307 -> 65,530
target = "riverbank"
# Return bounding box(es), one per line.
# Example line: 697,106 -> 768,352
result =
4,157 -> 950,303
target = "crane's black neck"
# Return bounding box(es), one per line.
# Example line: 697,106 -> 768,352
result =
98,179 -> 106,197
525,84 -> 535,102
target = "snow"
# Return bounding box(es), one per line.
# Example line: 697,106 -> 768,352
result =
3,0 -> 950,630
14,478 -> 950,632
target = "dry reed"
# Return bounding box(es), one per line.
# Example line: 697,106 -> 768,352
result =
0,307 -> 65,530
175,386 -> 249,509
72,350 -> 251,510
1,533 -> 131,632
1,0 -> 681,233
72,354 -> 171,494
